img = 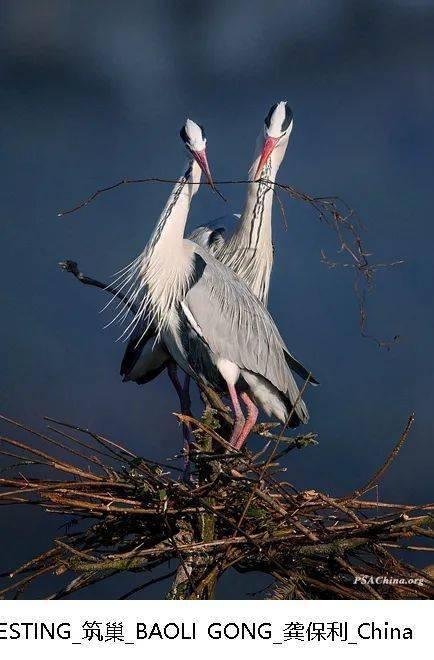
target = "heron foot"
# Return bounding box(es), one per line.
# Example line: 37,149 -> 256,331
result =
229,414 -> 245,447
233,392 -> 259,450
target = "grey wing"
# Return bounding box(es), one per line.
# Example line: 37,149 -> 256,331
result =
284,351 -> 319,385
183,248 -> 300,396
188,214 -> 240,252
120,321 -> 169,384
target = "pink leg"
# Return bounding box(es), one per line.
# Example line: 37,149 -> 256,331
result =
227,384 -> 245,447
233,392 -> 258,450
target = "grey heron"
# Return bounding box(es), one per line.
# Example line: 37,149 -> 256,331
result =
120,102 -> 314,397
121,118 -> 314,450
119,119 -> 215,455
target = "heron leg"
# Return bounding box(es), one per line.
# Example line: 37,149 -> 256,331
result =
227,384 -> 245,447
181,374 -> 191,417
180,374 -> 192,480
234,392 -> 258,450
167,363 -> 192,480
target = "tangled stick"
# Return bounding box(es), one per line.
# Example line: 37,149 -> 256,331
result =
0,410 -> 432,600
58,176 -> 402,348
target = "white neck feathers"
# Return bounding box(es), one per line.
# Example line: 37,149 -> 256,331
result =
216,131 -> 289,305
132,158 -> 202,337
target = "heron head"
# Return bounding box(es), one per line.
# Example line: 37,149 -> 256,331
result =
180,119 -> 215,190
254,101 -> 293,180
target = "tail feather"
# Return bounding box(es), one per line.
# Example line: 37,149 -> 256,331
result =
284,371 -> 310,427
284,351 -> 319,386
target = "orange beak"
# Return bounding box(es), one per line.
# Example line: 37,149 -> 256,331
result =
254,136 -> 279,180
190,148 -> 216,191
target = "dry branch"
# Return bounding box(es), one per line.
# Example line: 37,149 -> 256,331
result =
58,176 -> 402,348
0,407 -> 432,600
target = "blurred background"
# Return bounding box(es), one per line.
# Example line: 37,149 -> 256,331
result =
1,0 -> 433,598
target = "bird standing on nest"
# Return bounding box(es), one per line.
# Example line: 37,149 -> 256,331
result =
121,118 -> 315,452
121,103 -> 315,410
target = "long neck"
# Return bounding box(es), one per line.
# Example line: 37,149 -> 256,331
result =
147,158 -> 202,254
218,133 -> 288,305
136,158 -> 202,334
235,132 -> 287,247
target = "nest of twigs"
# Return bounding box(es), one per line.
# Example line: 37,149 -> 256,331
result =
0,395 -> 433,600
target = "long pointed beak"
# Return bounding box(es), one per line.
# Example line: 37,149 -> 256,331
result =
190,148 -> 216,191
254,136 -> 279,180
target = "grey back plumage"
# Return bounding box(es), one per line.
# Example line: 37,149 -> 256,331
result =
170,242 -> 312,422
188,214 -> 240,251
